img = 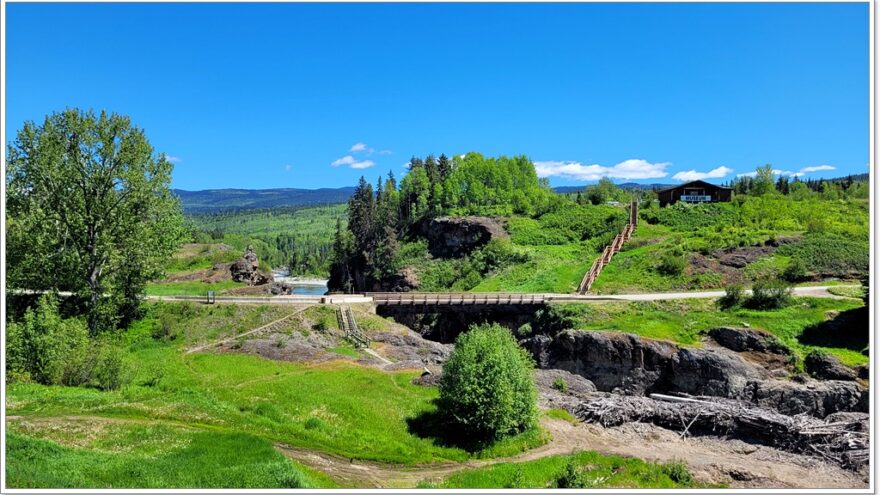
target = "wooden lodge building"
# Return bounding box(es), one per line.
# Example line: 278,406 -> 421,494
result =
657,180 -> 732,207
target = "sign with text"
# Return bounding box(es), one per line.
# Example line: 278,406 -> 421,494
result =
680,195 -> 712,202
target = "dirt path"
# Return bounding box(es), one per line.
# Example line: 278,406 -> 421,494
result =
273,417 -> 867,489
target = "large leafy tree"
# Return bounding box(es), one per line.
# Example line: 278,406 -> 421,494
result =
6,109 -> 186,331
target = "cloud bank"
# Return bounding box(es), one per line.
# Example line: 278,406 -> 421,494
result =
737,164 -> 836,178
534,159 -> 670,181
672,166 -> 733,182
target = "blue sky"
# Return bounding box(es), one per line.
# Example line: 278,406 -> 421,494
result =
5,3 -> 869,190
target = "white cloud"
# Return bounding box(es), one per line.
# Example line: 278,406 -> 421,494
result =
672,166 -> 733,182
534,158 -> 670,181
800,164 -> 836,173
331,155 -> 374,169
332,155 -> 357,167
165,155 -> 182,163
350,142 -> 368,152
737,164 -> 835,178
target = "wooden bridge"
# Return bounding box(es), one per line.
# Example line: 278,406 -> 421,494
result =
367,292 -> 548,307
576,198 -> 639,295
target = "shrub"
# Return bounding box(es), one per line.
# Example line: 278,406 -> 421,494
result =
661,462 -> 693,484
656,252 -> 686,276
782,257 -> 808,282
438,324 -> 538,443
555,460 -> 588,488
92,343 -> 132,391
552,377 -> 568,393
5,294 -> 90,385
717,284 -> 745,310
746,277 -> 792,310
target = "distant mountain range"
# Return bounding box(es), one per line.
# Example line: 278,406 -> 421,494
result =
176,173 -> 869,213
173,187 -> 356,213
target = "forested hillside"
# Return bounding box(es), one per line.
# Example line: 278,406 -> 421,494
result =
184,204 -> 346,275
174,187 -> 356,213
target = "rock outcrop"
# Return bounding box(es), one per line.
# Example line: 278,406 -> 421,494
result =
804,352 -> 858,381
708,327 -> 791,355
419,216 -> 508,258
524,329 -> 866,417
230,246 -> 272,286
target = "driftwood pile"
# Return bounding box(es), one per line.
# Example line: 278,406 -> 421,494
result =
574,393 -> 869,471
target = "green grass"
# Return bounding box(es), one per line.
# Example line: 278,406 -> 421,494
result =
828,286 -> 866,298
5,301 -> 549,489
145,280 -> 246,296
328,345 -> 360,358
555,297 -> 867,366
421,450 -> 709,489
470,243 -> 600,293
164,243 -> 240,274
6,427 -> 335,488
543,408 -> 578,424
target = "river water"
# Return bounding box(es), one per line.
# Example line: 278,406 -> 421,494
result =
271,269 -> 329,295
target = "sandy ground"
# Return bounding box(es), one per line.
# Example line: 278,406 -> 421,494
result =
274,417 -> 868,489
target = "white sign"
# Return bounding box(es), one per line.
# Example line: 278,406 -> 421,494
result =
680,195 -> 711,202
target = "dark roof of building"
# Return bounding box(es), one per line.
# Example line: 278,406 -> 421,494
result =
657,180 -> 732,194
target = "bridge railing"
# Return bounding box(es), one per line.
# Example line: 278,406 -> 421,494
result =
366,292 -> 547,306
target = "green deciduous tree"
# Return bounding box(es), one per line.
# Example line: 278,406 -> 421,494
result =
438,324 -> 538,443
6,109 -> 186,331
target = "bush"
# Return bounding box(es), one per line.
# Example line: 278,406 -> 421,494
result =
656,252 -> 686,276
717,284 -> 745,310
782,257 -> 808,282
438,324 -> 538,443
6,294 -> 90,385
552,377 -> 568,393
92,343 -> 132,391
555,460 -> 588,488
746,278 -> 793,310
661,462 -> 693,484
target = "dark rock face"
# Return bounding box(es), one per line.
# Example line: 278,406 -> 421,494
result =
805,352 -> 858,381
523,330 -> 677,395
229,246 -> 272,286
669,348 -> 765,397
268,282 -> 292,295
746,379 -> 865,416
526,329 -> 867,417
856,364 -> 869,380
382,267 -> 421,292
419,216 -> 508,258
708,327 -> 791,355
534,369 -> 597,396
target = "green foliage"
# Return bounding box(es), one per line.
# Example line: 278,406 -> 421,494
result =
656,251 -> 686,276
717,284 -> 745,310
5,429 -> 326,488
6,294 -> 91,386
186,204 -> 345,275
551,377 -> 568,393
777,233 -> 869,278
555,459 -> 590,488
439,324 -> 538,443
6,294 -> 132,390
507,203 -> 626,245
6,109 -> 187,332
782,256 -> 808,282
745,278 -> 793,310
426,450 -> 706,489
660,462 -> 693,484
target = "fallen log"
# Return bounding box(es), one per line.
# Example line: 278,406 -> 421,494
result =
574,393 -> 868,471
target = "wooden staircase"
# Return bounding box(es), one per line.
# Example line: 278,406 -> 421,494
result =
577,198 -> 639,294
337,305 -> 369,348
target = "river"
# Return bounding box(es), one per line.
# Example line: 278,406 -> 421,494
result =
271,269 -> 329,295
